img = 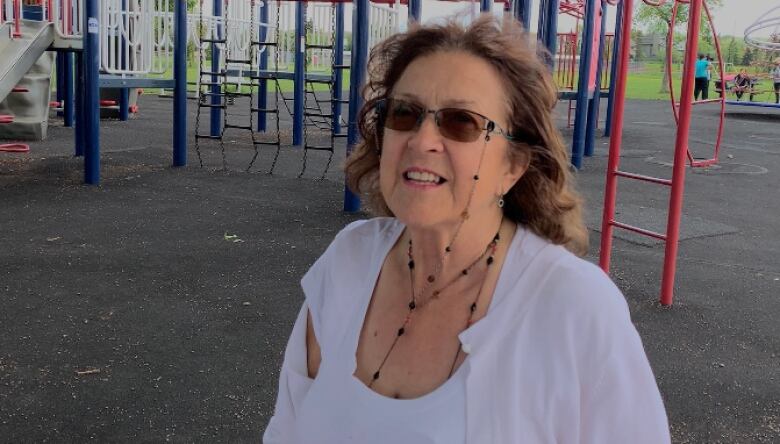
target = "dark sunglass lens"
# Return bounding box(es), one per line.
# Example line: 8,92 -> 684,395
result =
439,109 -> 482,142
385,100 -> 420,131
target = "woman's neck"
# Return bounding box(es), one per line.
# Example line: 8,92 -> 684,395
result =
402,209 -> 506,302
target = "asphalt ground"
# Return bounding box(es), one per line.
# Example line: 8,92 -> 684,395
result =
0,93 -> 779,443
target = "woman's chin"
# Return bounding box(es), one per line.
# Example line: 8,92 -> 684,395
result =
391,210 -> 449,230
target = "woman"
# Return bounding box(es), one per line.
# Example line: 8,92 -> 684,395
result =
732,69 -> 752,101
264,15 -> 669,443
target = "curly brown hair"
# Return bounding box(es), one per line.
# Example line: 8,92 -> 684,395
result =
345,14 -> 588,256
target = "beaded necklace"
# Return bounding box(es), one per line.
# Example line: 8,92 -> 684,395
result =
367,221 -> 502,388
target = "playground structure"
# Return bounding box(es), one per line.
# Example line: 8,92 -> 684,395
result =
0,0 -> 751,307
716,5 -> 780,109
0,0 -> 188,176
744,5 -> 780,53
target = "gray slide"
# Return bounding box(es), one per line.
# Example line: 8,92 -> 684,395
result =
0,20 -> 56,141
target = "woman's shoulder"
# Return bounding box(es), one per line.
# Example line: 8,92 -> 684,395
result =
301,217 -> 402,349
331,217 -> 401,245
306,217 -> 401,282
507,229 -> 631,327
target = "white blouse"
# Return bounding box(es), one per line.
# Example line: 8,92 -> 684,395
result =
264,218 -> 671,444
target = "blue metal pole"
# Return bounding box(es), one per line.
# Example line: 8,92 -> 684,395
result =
64,52 -> 74,127
119,0 -> 129,121
570,0 -> 598,169
173,0 -> 187,167
604,0 -> 623,137
74,51 -> 85,156
84,0 -> 100,184
545,0 -> 559,66
344,0 -> 369,213
293,0 -> 305,146
333,2 -> 345,134
56,53 -> 64,117
537,0 -> 548,44
514,0 -> 533,31
210,0 -> 222,137
480,0 -> 493,12
537,0 -> 559,69
257,0 -> 268,132
409,0 -> 422,22
584,0 -> 608,157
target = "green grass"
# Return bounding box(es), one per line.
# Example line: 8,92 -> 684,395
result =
140,59 -> 760,102
146,59 -> 349,95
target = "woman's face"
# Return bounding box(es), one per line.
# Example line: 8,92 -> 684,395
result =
378,51 -> 525,230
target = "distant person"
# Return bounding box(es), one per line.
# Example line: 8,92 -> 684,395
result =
732,69 -> 752,101
773,59 -> 780,104
694,54 -> 709,101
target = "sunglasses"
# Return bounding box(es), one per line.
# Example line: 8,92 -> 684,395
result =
376,98 -> 515,143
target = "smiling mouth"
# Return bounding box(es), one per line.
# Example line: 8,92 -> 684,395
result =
403,170 -> 446,185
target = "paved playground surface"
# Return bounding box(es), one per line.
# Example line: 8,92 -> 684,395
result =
1,95 -> 778,442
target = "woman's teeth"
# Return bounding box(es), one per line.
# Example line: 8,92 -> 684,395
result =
405,171 -> 443,184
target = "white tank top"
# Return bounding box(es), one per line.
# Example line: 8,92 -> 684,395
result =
291,325 -> 467,444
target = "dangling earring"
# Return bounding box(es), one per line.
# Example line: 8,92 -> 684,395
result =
498,194 -> 505,208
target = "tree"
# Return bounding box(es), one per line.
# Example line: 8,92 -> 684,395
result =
633,0 -> 723,93
741,47 -> 753,66
726,37 -> 737,64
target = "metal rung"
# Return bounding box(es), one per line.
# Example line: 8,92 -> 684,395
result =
306,44 -> 333,50
614,170 -> 672,186
254,141 -> 280,146
305,112 -> 333,118
224,124 -> 253,130
332,64 -> 349,70
332,99 -> 349,104
252,41 -> 277,47
195,134 -> 222,140
305,145 -> 334,152
251,108 -> 279,114
333,133 -> 348,138
226,58 -> 252,64
250,74 -> 279,81
200,92 -> 225,97
200,70 -> 225,77
198,103 -> 226,109
200,38 -> 226,44
224,91 -> 254,97
609,220 -> 667,241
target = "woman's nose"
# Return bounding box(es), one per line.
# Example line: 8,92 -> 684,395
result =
408,112 -> 444,152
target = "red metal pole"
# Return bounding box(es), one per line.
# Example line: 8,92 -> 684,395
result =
12,0 -> 21,37
703,0 -> 725,164
660,0 -> 703,306
599,0 -> 633,273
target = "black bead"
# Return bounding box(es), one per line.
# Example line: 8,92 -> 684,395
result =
462,269 -> 468,275
427,275 -> 435,283
408,260 -> 415,269
398,328 -> 405,336
487,256 -> 494,265
470,302 -> 477,312
373,371 -> 380,380
473,175 -> 479,180
445,246 -> 452,253
409,300 -> 416,310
